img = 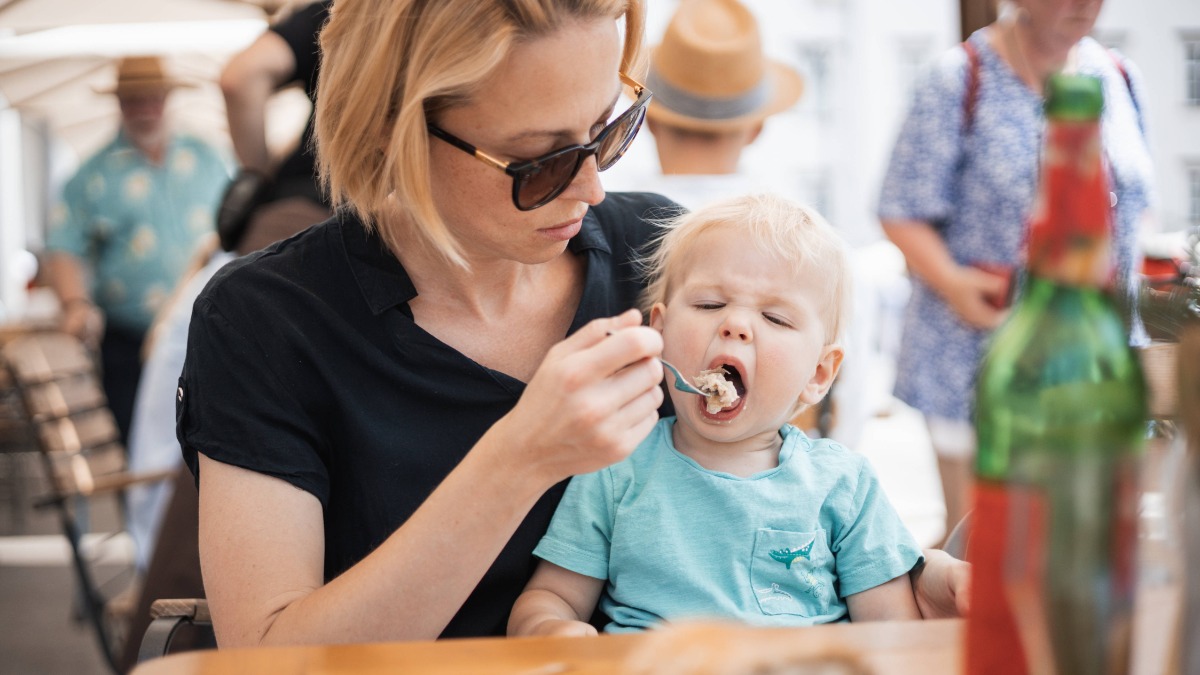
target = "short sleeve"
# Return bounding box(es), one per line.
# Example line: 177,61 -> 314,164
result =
45,173 -> 94,258
877,48 -> 970,226
829,458 -> 924,597
177,295 -> 330,507
531,469 -> 616,580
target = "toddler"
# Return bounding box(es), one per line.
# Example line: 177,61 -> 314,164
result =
509,194 -> 923,636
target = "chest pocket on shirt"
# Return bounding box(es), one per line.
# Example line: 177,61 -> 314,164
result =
749,528 -> 835,617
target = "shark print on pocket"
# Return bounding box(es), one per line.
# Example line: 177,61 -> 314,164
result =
768,538 -> 815,569
751,528 -> 834,617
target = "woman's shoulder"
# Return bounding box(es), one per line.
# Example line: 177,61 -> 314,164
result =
196,215 -> 347,318
1076,36 -> 1142,88
912,34 -> 979,98
782,426 -> 866,475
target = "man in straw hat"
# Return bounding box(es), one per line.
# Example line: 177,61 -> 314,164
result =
605,0 -> 802,207
42,55 -> 229,445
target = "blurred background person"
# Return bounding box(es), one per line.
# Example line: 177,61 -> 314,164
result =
603,0 -> 802,207
877,0 -> 1155,540
42,55 -> 229,444
216,0 -> 332,254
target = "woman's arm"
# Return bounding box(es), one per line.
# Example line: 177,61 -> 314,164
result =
881,218 -> 1009,330
42,252 -> 103,346
219,30 -> 296,174
508,561 -> 605,637
199,310 -> 664,647
199,439 -> 557,646
845,574 -> 921,622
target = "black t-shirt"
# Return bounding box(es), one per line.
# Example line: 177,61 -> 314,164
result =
269,0 -> 331,205
178,192 -> 681,638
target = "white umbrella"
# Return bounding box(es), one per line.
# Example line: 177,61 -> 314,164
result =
0,0 -> 308,158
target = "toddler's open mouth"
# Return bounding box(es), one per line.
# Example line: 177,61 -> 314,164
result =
693,365 -> 746,414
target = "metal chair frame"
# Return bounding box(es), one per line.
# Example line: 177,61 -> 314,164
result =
138,598 -> 213,664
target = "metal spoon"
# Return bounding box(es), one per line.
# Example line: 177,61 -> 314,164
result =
660,359 -> 706,396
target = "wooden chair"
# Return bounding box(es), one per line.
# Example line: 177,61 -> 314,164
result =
1,330 -> 174,674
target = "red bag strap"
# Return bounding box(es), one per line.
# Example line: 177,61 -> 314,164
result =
962,40 -> 981,134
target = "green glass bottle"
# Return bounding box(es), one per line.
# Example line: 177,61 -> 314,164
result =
966,73 -> 1147,675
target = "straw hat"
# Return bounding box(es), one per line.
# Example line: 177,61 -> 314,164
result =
94,56 -> 193,97
646,0 -> 803,132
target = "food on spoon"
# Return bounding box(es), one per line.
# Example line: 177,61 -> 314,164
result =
694,367 -> 739,414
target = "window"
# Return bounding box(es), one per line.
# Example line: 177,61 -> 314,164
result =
795,42 -> 834,122
1188,40 -> 1200,106
1190,165 -> 1200,224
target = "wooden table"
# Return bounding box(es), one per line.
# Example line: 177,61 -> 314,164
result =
132,619 -> 957,674
131,587 -> 1178,675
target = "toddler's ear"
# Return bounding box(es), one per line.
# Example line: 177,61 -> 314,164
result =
799,344 -> 844,406
649,303 -> 667,333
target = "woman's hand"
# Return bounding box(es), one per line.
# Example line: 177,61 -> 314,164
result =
911,548 -> 971,619
880,219 -> 1009,331
489,308 -> 664,488
940,265 -> 1010,330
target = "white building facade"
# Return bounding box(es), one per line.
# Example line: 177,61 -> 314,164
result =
1095,0 -> 1200,235
619,0 -> 1197,242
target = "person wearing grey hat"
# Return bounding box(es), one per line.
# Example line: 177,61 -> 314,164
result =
601,0 -> 808,223
604,0 -> 803,209
42,55 -> 229,445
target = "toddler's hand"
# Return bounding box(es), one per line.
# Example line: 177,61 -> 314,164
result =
529,619 -> 599,638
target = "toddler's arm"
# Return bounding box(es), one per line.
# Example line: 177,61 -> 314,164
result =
508,560 -> 605,637
845,574 -> 922,621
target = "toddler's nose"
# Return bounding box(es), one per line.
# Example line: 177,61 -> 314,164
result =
719,314 -> 753,342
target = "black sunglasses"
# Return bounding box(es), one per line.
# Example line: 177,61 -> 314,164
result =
428,73 -> 653,211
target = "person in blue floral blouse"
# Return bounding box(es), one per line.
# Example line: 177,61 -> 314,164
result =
877,0 -> 1155,539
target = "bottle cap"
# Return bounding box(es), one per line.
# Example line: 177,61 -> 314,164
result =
1044,73 -> 1104,121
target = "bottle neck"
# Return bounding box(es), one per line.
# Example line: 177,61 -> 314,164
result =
1026,119 -> 1114,289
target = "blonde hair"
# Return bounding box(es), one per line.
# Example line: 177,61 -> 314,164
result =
639,193 -> 851,343
315,0 -> 646,267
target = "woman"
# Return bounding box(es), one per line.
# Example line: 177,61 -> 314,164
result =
878,0 -> 1154,538
182,0 -> 968,647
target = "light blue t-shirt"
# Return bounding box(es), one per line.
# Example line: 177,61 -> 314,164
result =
534,418 -> 923,632
47,131 -> 229,332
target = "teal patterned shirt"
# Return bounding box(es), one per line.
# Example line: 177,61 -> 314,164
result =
47,131 -> 229,332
